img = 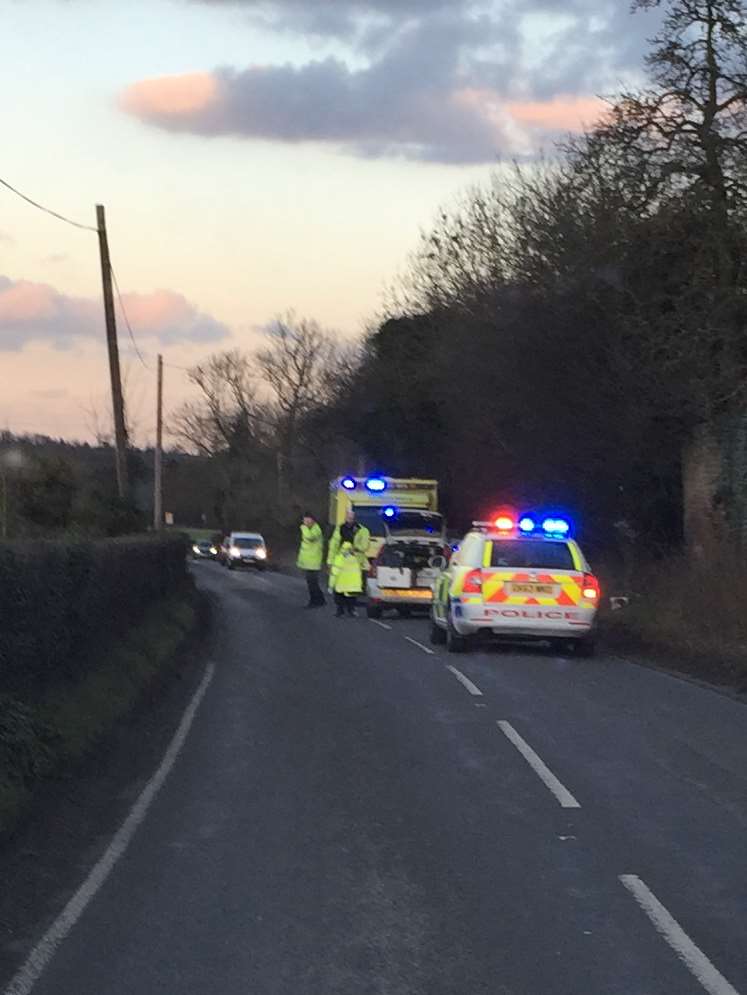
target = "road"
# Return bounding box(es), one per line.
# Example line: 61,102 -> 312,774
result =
4,562 -> 746,995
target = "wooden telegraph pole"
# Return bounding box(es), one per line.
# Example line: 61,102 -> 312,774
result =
96,204 -> 129,499
154,354 -> 163,530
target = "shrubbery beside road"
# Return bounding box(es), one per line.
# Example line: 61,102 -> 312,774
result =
0,535 -> 196,834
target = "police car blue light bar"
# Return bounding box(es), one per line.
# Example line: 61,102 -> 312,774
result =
542,517 -> 571,536
340,476 -> 357,490
365,476 -> 387,493
518,516 -> 536,534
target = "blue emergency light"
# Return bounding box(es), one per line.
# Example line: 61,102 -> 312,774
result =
518,516 -> 536,534
340,476 -> 357,490
365,476 -> 387,493
383,506 -> 397,518
542,517 -> 571,537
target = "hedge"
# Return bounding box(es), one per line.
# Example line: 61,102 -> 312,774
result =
0,534 -> 190,697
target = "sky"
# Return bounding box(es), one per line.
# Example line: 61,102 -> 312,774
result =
0,0 -> 661,442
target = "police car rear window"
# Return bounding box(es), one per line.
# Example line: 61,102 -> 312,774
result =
489,540 -> 574,570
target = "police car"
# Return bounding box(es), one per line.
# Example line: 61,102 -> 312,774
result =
429,512 -> 600,655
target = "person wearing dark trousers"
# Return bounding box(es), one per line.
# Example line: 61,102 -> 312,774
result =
297,513 -> 325,608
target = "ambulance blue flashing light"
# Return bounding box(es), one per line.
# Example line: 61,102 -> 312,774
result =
518,516 -> 536,534
340,476 -> 357,490
365,476 -> 387,493
383,506 -> 396,518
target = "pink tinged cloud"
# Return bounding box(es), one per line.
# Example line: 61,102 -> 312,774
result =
121,72 -> 221,118
0,276 -> 230,352
120,67 -> 604,163
506,96 -> 607,132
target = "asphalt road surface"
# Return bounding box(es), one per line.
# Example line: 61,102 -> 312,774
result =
4,562 -> 746,995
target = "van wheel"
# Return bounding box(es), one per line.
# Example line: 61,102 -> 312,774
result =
366,604 -> 383,619
430,619 -> 446,645
574,638 -> 596,658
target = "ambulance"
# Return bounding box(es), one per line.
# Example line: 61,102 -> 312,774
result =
328,475 -> 439,562
429,511 -> 600,655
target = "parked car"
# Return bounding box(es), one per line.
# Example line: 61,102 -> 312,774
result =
366,510 -> 447,618
430,514 -> 600,655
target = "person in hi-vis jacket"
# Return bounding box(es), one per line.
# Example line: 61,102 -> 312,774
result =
297,513 -> 325,608
328,540 -> 363,617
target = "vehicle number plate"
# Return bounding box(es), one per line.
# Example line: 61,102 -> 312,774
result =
510,583 -> 554,595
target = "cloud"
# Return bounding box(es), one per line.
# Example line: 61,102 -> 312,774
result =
196,0 -> 455,41
43,253 -> 69,265
0,230 -> 15,246
122,0 -> 661,163
0,276 -> 230,352
506,95 -> 606,132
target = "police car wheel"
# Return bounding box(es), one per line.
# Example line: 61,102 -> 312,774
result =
574,638 -> 596,658
366,604 -> 383,619
446,617 -> 468,653
430,619 -> 446,645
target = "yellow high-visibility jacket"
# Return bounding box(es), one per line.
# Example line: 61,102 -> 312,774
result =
329,542 -> 363,594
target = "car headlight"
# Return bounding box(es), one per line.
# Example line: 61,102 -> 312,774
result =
210,546 -> 218,555
192,544 -> 200,554
255,548 -> 267,560
230,546 -> 241,557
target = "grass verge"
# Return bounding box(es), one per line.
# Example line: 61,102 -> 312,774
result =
598,553 -> 747,693
0,592 -> 199,836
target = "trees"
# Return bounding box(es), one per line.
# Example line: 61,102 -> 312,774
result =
256,314 -> 336,500
344,0 -> 747,556
170,317 -> 353,528
568,0 -> 747,554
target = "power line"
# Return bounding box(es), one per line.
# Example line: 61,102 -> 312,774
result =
0,176 -> 192,378
0,176 -> 97,232
110,264 -> 149,370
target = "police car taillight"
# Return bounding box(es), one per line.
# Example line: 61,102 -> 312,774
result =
583,573 -> 600,600
463,569 -> 483,594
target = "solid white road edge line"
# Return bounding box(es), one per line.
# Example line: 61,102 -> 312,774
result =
405,635 -> 435,655
619,875 -> 741,995
3,661 -> 217,995
369,619 -> 392,630
446,665 -> 483,696
496,720 -> 581,809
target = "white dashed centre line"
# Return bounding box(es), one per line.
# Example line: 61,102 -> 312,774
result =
405,635 -> 435,655
620,875 -> 741,995
445,665 -> 483,696
369,619 -> 392,631
497,720 -> 581,809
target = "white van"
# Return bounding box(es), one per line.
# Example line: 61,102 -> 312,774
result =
224,532 -> 268,571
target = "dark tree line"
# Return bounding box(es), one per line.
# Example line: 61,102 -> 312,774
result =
326,0 -> 747,559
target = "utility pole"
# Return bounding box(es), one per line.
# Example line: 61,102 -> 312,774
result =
96,204 -> 129,500
154,354 -> 163,530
